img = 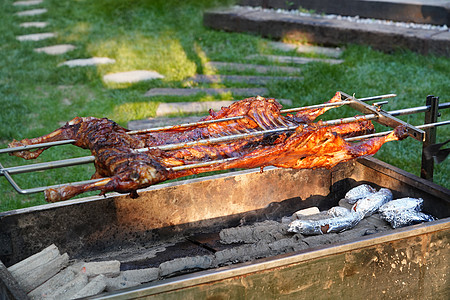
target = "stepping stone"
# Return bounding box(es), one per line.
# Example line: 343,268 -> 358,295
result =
187,74 -> 302,85
103,70 -> 164,83
144,87 -> 268,97
13,0 -> 43,6
58,57 -> 116,67
206,61 -> 301,74
269,41 -> 342,58
156,100 -> 235,116
34,44 -> 76,55
15,8 -> 47,16
132,98 -> 293,120
16,32 -> 55,41
246,54 -> 344,65
19,21 -> 48,28
128,116 -> 204,130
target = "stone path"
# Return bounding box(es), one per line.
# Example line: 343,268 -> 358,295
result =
187,74 -> 302,84
19,21 -> 48,28
103,70 -> 164,83
205,61 -> 302,74
144,87 -> 268,97
34,44 -> 76,55
58,57 -> 116,67
16,32 -> 55,41
16,8 -> 47,16
269,41 -> 342,58
246,54 -> 344,65
13,0 -> 43,6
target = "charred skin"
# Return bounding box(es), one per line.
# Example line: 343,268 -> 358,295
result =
7,93 -> 405,202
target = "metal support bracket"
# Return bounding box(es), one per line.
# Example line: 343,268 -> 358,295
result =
421,95 -> 440,181
340,92 -> 425,142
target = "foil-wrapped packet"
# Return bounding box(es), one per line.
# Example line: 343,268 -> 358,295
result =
288,207 -> 364,235
379,197 -> 435,228
352,188 -> 393,217
345,184 -> 377,204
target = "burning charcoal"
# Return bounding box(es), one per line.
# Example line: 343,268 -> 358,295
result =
48,273 -> 88,299
345,184 -> 377,204
10,252 -> 69,293
159,255 -> 214,277
8,244 -> 60,276
74,260 -> 121,278
27,268 -> 75,299
105,277 -> 141,292
379,198 -> 435,228
219,220 -> 287,244
70,274 -> 107,299
287,211 -> 364,235
117,267 -> 159,284
352,188 -> 393,217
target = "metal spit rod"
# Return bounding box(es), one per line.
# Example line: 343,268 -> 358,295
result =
2,119 -> 449,195
0,94 -> 396,155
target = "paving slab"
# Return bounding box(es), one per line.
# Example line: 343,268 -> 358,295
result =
239,0 -> 450,26
34,44 -> 76,55
206,61 -> 302,74
15,8 -> 47,16
103,70 -> 164,83
204,6 -> 450,56
128,116 -> 204,130
187,74 -> 302,84
246,54 -> 344,64
13,0 -> 43,6
19,21 -> 48,28
58,57 -> 116,67
144,87 -> 268,97
269,41 -> 342,58
16,32 -> 55,41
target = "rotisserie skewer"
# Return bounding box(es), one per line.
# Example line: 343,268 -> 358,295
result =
1,92 -> 448,202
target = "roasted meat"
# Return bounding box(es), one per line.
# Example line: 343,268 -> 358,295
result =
8,93 -> 408,202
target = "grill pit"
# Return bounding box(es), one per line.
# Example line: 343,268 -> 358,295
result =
1,156 -> 449,298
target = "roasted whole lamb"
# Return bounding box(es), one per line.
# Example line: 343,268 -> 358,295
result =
8,92 -> 408,202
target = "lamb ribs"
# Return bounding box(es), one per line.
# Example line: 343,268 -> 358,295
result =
8,92 -> 408,202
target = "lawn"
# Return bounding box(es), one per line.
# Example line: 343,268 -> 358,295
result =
0,0 -> 449,211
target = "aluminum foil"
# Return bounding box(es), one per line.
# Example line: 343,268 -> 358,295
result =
379,197 -> 435,228
288,208 -> 364,235
352,188 -> 393,217
345,184 -> 377,204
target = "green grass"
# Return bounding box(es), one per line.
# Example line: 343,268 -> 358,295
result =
0,0 -> 449,211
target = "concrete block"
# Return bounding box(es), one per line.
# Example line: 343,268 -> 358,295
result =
48,273 -> 88,299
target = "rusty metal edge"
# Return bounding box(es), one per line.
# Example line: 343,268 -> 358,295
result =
92,217 -> 450,300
